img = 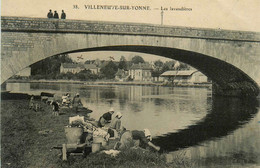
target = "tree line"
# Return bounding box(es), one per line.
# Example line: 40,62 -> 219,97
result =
28,54 -> 190,81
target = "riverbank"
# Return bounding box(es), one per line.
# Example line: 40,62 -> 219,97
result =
1,96 -> 257,168
6,79 -> 212,89
0,99 -> 194,168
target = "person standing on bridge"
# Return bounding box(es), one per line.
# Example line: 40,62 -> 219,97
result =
47,9 -> 53,18
61,10 -> 66,19
53,11 -> 59,19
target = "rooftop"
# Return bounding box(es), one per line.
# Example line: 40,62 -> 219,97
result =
130,63 -> 153,70
61,63 -> 98,69
160,70 -> 198,76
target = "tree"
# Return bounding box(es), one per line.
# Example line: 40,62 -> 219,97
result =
120,56 -> 126,62
31,53 -> 73,77
164,60 -> 190,70
164,61 -> 175,69
66,72 -> 74,80
100,61 -> 118,79
179,63 -> 190,70
56,73 -> 66,80
154,60 -> 163,68
76,73 -> 86,81
131,55 -> 145,64
85,60 -> 95,64
161,64 -> 170,72
118,56 -> 128,70
151,70 -> 161,77
59,54 -> 74,63
151,60 -> 170,77
76,69 -> 99,81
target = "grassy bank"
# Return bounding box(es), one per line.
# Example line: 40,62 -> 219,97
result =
2,99 -> 257,168
1,99 -> 196,168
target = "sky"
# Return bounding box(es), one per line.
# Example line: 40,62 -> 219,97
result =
2,0 -> 259,61
2,0 -> 260,31
69,51 -> 173,63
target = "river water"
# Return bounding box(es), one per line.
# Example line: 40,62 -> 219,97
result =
5,82 -> 260,163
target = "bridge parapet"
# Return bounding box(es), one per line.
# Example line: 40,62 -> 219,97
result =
2,16 -> 260,42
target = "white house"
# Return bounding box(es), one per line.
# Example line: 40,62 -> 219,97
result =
129,63 -> 153,81
84,64 -> 100,74
60,63 -> 100,74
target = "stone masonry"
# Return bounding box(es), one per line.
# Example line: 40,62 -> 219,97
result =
1,16 -> 260,97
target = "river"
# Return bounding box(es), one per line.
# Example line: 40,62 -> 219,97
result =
5,82 -> 260,163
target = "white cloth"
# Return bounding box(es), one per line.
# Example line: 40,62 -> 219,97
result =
69,115 -> 84,124
102,150 -> 120,157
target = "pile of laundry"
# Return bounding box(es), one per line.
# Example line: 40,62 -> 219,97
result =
67,115 -> 110,144
93,127 -> 110,141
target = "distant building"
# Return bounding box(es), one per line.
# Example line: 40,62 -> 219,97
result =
60,63 -> 100,74
160,70 -> 208,84
129,63 -> 153,81
84,64 -> 100,74
60,63 -> 82,74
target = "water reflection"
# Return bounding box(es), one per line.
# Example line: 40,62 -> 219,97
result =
5,82 -> 259,156
153,97 -> 259,152
5,83 -> 209,136
30,83 -> 61,91
6,82 -> 30,92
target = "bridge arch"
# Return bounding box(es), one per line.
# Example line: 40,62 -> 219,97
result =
60,45 -> 259,97
1,17 -> 260,97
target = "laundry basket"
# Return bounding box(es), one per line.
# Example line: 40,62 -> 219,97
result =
64,127 -> 83,144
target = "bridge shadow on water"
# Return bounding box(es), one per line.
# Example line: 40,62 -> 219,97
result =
152,96 -> 259,152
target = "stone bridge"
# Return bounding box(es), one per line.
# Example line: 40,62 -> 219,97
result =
1,16 -> 260,97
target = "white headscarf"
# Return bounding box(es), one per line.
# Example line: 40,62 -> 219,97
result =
144,129 -> 152,141
109,107 -> 114,112
115,112 -> 122,118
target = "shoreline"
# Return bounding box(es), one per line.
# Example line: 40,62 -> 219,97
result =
6,79 -> 212,89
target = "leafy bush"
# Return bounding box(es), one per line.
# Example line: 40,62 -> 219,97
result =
100,61 -> 118,79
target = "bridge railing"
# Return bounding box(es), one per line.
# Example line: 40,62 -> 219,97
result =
1,16 -> 260,42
